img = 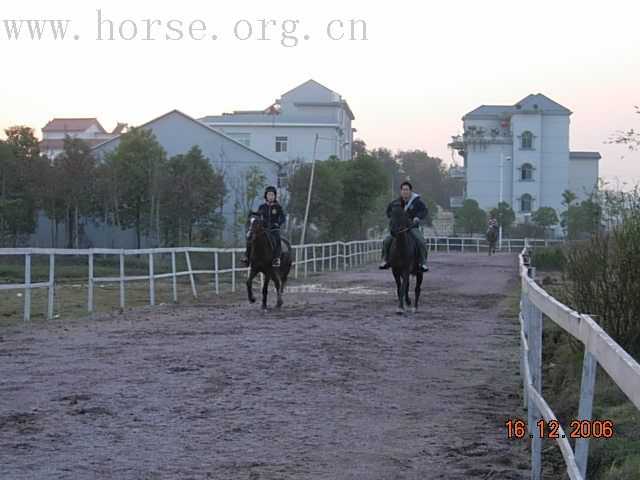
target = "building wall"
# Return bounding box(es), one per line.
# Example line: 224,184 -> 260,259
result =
569,159 -> 599,200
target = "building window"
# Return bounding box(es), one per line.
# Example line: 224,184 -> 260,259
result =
521,131 -> 534,149
277,170 -> 287,188
520,194 -> 533,212
227,132 -> 250,147
275,136 -> 288,152
520,163 -> 533,181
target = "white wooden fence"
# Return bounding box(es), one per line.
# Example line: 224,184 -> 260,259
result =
0,240 -> 382,322
519,242 -> 640,479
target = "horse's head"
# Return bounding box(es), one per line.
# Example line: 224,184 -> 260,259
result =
245,212 -> 264,241
389,203 -> 409,237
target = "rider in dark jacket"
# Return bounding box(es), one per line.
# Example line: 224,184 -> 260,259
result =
243,186 -> 286,267
379,181 -> 429,272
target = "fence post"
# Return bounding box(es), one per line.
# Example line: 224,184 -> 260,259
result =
24,252 -> 31,322
88,252 -> 94,314
446,237 -> 450,253
304,246 -> 308,278
47,254 -> 55,320
575,331 -> 598,479
171,251 -> 178,302
294,247 -> 299,279
148,252 -> 155,306
185,250 -> 198,298
214,251 -> 219,295
229,250 -> 236,292
528,285 -> 543,480
321,245 -> 325,272
313,245 -> 317,273
119,250 -> 125,312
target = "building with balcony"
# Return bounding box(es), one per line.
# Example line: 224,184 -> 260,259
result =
199,80 -> 355,172
448,94 -> 600,234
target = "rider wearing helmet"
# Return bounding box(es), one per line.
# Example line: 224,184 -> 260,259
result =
379,181 -> 429,272
243,186 -> 286,268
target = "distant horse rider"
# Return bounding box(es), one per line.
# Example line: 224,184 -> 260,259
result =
379,181 -> 429,272
487,214 -> 498,235
243,186 -> 286,268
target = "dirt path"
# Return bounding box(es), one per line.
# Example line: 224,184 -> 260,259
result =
1,252 -> 529,479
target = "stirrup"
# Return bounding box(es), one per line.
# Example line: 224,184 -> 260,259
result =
420,263 -> 429,272
379,261 -> 390,270
272,257 -> 281,267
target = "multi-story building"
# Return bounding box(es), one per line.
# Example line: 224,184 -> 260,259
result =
449,93 -> 600,234
200,79 -> 355,176
40,118 -> 127,159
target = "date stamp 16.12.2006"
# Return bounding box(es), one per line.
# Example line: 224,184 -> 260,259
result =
505,419 -> 614,439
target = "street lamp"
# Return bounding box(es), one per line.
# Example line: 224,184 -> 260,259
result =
499,153 -> 512,250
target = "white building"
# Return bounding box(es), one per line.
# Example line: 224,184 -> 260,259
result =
449,93 -> 600,233
200,79 -> 355,175
40,118 -> 127,158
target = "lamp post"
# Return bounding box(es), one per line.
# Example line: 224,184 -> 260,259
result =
499,153 -> 511,250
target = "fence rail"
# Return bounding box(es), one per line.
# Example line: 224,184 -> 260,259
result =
519,241 -> 640,479
0,240 -> 382,322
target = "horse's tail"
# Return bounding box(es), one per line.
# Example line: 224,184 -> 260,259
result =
280,238 -> 292,286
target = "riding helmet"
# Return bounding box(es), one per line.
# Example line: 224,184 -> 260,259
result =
264,186 -> 277,199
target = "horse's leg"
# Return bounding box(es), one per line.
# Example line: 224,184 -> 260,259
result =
272,272 -> 283,308
246,269 -> 258,303
261,272 -> 270,310
405,273 -> 411,307
393,271 -> 403,314
414,271 -> 423,313
399,271 -> 411,314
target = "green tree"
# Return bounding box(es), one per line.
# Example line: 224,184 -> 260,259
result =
286,158 -> 344,241
0,127 -> 44,246
396,149 -> 458,207
531,206 -> 559,238
490,201 -> 516,235
455,198 -> 486,236
109,128 -> 167,248
54,136 -> 97,248
162,146 -> 226,245
561,196 -> 602,239
341,154 -> 388,237
351,139 -> 368,158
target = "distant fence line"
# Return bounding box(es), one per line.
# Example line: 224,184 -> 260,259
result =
0,240 -> 381,322
518,241 -> 640,479
0,236 -> 563,322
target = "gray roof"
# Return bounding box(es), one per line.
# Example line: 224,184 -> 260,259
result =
199,113 -> 341,124
570,151 -> 601,160
464,93 -> 572,119
92,109 -> 279,165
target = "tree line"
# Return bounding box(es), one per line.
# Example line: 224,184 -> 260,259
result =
0,126 -> 226,248
1,128 -> 460,247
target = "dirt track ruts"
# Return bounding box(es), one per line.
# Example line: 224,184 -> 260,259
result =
0,252 -> 529,479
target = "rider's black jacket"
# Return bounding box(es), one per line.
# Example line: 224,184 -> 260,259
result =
385,194 -> 428,227
257,201 -> 286,230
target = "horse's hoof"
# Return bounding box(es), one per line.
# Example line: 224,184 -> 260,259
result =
249,297 -> 256,303
396,308 -> 404,315
276,298 -> 283,308
412,307 -> 417,313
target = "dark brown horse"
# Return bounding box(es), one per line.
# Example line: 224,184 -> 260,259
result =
487,224 -> 498,256
245,213 -> 293,310
388,205 -> 424,314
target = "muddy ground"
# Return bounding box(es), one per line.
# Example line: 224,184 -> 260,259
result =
1,252 -> 530,479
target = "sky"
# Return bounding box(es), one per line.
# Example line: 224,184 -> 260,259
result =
1,0 -> 639,189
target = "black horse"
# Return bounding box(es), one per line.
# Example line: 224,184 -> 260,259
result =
388,205 -> 424,314
487,224 -> 498,256
245,213 -> 293,310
